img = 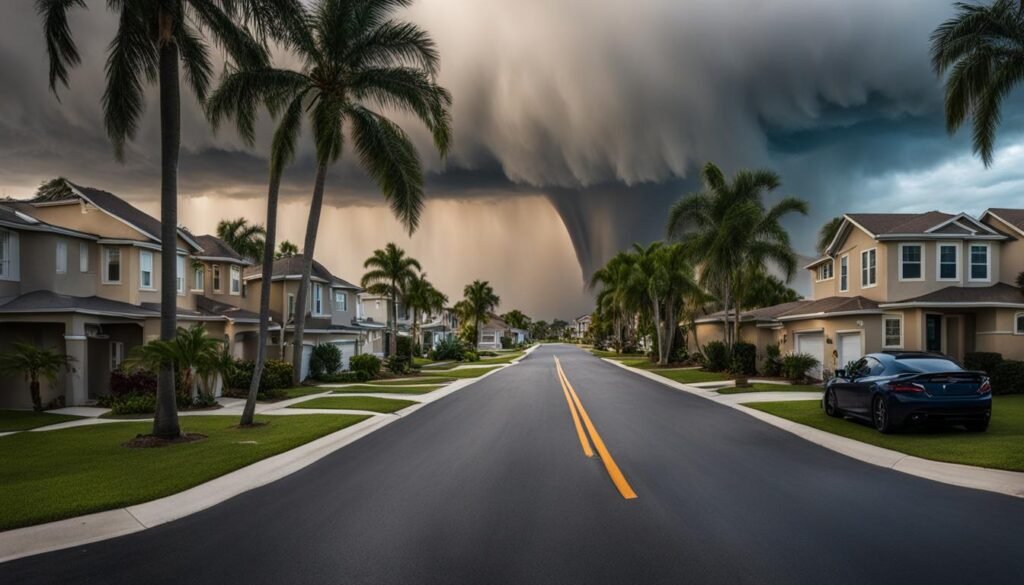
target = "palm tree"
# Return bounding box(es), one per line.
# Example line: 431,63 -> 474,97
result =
39,0 -> 297,439
35,177 -> 74,201
816,217 -> 844,255
590,251 -> 639,350
216,217 -> 266,261
0,343 -> 74,411
276,240 -> 299,259
404,272 -> 448,355
124,324 -> 225,401
667,162 -> 808,348
361,243 -> 422,359
460,280 -> 500,348
931,0 -> 1024,167
207,0 -> 451,385
635,242 -> 701,365
501,309 -> 531,331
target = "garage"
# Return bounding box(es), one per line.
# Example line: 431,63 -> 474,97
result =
795,331 -> 824,380
333,340 -> 357,371
836,332 -> 862,371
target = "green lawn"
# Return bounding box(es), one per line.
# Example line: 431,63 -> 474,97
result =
0,414 -> 367,530
281,386 -> 330,399
590,350 -> 645,359
363,377 -> 456,386
332,384 -> 443,395
478,351 -> 526,364
717,383 -> 822,395
0,410 -> 85,432
651,369 -> 731,384
291,396 -> 418,413
748,396 -> 1024,472
440,366 -> 504,378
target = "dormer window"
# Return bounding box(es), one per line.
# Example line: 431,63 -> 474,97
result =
899,244 -> 922,281
816,261 -> 834,282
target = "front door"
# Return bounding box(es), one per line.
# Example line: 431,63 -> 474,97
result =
926,314 -> 942,353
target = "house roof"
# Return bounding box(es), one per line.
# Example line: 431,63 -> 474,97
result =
65,182 -> 203,251
0,290 -> 157,318
881,283 -> 1024,308
194,234 -> 248,264
982,208 -> 1024,237
243,255 -> 360,289
824,211 -> 1008,256
195,295 -> 263,323
846,211 -> 954,235
696,300 -> 812,324
776,296 -> 879,320
0,204 -> 98,240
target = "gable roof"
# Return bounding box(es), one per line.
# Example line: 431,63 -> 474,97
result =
696,299 -> 812,324
775,296 -> 880,321
880,283 -> 1024,308
0,204 -> 98,240
981,208 -> 1024,238
826,211 -> 1007,255
194,234 -> 248,264
243,255 -> 360,290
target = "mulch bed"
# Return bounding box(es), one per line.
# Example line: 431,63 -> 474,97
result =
123,433 -> 207,448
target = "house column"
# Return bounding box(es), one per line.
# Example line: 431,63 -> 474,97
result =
64,316 -> 89,406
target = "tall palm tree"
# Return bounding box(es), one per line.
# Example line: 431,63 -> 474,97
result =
207,0 -> 451,385
635,242 -> 701,365
216,217 -> 266,261
361,243 -> 422,358
460,280 -> 500,348
276,240 -> 299,259
932,0 -> 1024,167
501,309 -> 531,331
404,272 -> 447,354
590,251 -> 639,350
667,162 -> 808,348
816,216 -> 844,255
39,0 -> 297,438
0,343 -> 74,411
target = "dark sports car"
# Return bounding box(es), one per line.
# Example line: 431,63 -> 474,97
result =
823,351 -> 991,433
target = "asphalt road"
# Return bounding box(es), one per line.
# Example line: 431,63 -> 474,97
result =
3,344 -> 1024,584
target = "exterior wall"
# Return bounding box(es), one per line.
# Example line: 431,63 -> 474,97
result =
983,215 -> 1024,285
779,315 -> 883,374
0,322 -> 68,409
975,308 -> 1024,361
359,294 -> 390,324
815,226 -> 889,302
196,260 -> 250,309
17,232 -> 98,297
25,201 -> 143,240
329,287 -> 358,327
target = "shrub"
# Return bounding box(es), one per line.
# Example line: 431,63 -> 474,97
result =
500,336 -> 513,349
385,354 -> 411,375
762,344 -> 783,377
309,344 -> 342,379
350,354 -> 382,379
782,353 -> 820,382
226,359 -> 294,390
964,352 -> 1003,375
729,342 -> 757,376
464,351 -> 479,362
702,341 -> 730,372
317,371 -> 369,384
430,337 -> 465,361
396,336 -> 414,359
109,394 -> 156,415
478,351 -> 498,357
110,369 -> 158,398
991,360 -> 1024,395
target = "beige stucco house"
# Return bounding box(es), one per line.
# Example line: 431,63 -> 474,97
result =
692,210 -> 1024,379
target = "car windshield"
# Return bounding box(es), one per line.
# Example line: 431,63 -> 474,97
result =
896,358 -> 963,373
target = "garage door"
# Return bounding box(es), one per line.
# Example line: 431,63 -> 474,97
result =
333,341 -> 356,371
837,332 -> 862,372
300,344 -> 313,381
795,332 -> 824,380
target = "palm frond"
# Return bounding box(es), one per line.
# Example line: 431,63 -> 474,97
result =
102,2 -> 158,161
36,0 -> 87,95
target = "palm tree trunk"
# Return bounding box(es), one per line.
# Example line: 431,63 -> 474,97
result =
30,376 -> 42,412
412,307 -> 420,357
153,11 -> 182,439
291,161 -> 329,384
389,279 -> 398,356
241,168 -> 282,426
652,297 -> 665,365
663,301 -> 677,365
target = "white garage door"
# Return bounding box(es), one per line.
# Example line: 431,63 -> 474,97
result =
300,344 -> 313,381
837,333 -> 862,371
334,341 -> 356,371
795,332 -> 824,380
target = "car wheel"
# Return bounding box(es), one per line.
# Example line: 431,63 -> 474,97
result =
824,389 -> 840,418
872,396 -> 894,434
964,419 -> 989,433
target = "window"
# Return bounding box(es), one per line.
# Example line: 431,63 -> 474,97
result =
212,264 -> 222,292
938,243 -> 959,281
192,265 -> 204,292
55,240 -> 67,274
334,290 -> 347,311
861,248 -> 877,288
139,250 -> 154,289
176,255 -> 186,295
1016,313 -> 1024,335
313,284 -> 324,314
110,341 -> 125,370
883,313 -> 903,348
103,248 -> 121,283
899,244 -> 922,280
0,229 -> 16,280
79,243 -> 89,272
969,244 -> 989,281
229,265 -> 241,295
839,255 -> 849,292
287,293 -> 296,321
816,261 -> 834,282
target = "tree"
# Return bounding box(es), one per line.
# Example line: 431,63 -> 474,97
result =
276,240 -> 299,259
0,343 -> 73,411
460,280 -> 500,347
404,272 -> 448,355
816,217 -> 844,255
667,162 -> 807,349
501,309 -> 531,331
529,320 -> 550,340
124,324 -> 225,401
738,272 -> 801,310
932,0 -> 1024,167
39,0 -> 296,438
590,251 -> 641,350
361,243 -> 422,359
216,217 -> 266,261
207,0 -> 451,386
634,242 -> 702,365
35,177 -> 73,202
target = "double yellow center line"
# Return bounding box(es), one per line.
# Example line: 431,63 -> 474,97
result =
555,356 -> 637,500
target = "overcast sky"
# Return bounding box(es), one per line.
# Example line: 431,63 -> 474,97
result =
2,0 -> 1023,318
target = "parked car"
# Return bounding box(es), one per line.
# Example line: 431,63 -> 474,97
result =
823,351 -> 991,433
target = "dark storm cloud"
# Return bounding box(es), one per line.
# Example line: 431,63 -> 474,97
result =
1,0 -> 1010,284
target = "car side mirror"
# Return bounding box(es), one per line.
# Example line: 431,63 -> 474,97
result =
835,368 -> 846,379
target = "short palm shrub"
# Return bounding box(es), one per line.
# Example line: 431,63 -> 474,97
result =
964,352 -> 1003,374
991,360 -> 1024,395
782,353 -> 820,382
430,337 -> 465,361
702,341 -> 730,372
350,354 -> 382,379
309,344 -> 343,379
729,342 -> 757,376
0,342 -> 74,411
762,344 -> 783,377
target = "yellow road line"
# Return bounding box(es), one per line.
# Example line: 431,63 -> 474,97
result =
557,357 -> 594,457
555,357 -> 638,500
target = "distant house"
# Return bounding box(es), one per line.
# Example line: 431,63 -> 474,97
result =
573,314 -> 592,338
476,315 -> 510,350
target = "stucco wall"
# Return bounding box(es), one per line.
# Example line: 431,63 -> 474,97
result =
0,322 -> 68,409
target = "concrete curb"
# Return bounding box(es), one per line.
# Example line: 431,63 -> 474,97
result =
0,355 -> 526,564
603,358 -> 1024,499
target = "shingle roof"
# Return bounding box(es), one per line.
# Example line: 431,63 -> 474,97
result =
698,300 -> 811,323
194,235 -> 246,263
986,208 -> 1024,232
0,204 -> 38,227
776,296 -> 879,319
195,296 -> 263,323
884,283 -> 1024,306
0,290 -> 157,317
244,255 -> 360,289
846,211 -> 953,235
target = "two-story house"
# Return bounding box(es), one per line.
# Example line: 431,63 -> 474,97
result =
692,210 -> 1024,379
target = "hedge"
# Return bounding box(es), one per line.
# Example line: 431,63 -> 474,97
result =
991,360 -> 1024,395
